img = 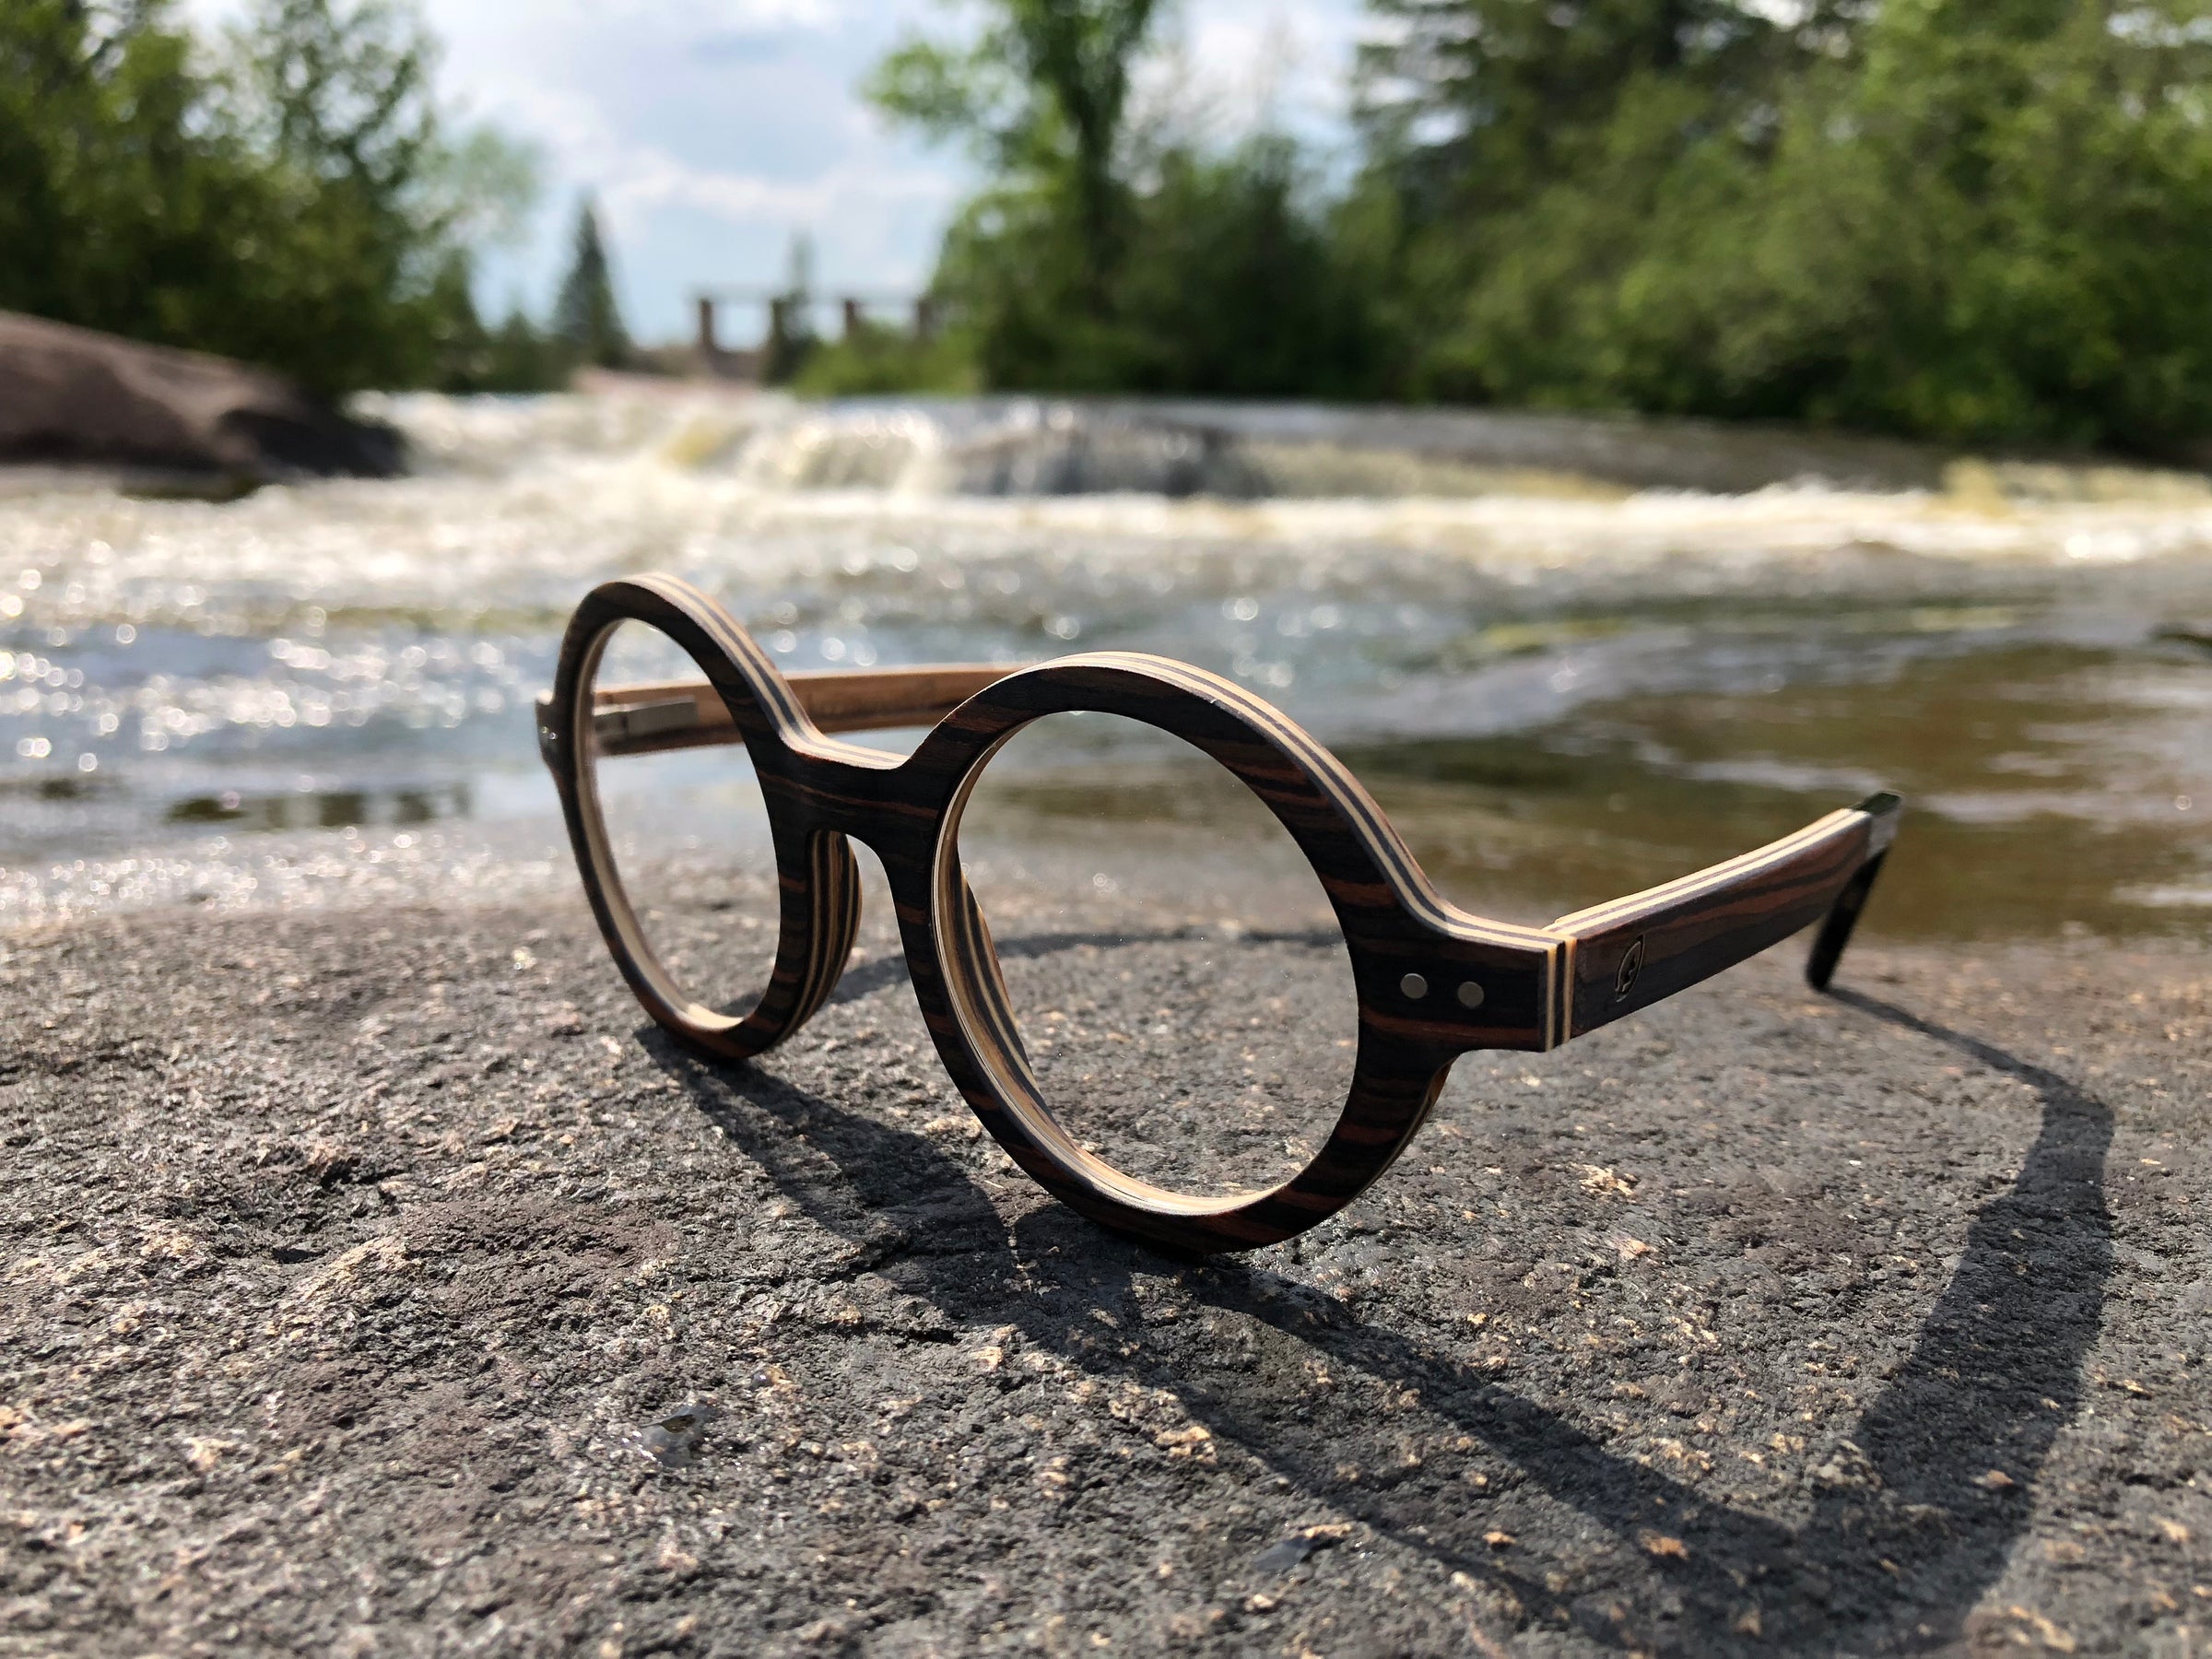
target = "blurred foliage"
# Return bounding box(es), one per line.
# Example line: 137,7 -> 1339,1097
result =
18,0 -> 2209,444
869,0 -> 1160,310
0,0 -> 544,395
872,0 -> 2212,452
794,321 -> 981,396
936,137 -> 1382,394
1366,0 -> 2212,450
760,231 -> 821,386
550,197 -> 629,371
865,1 -> 1381,396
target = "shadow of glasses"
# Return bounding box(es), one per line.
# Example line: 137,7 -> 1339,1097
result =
639,971 -> 2111,1653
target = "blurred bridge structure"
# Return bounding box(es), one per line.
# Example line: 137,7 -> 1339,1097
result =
691,288 -> 937,381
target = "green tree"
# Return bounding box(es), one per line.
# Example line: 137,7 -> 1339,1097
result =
0,0 -> 537,395
865,0 -> 1387,394
923,135 -> 1379,395
221,0 -> 449,390
1115,139 -> 1377,397
1356,0 -> 2212,452
865,0 -> 2212,449
869,0 -> 1161,307
0,1 -> 265,353
550,196 -> 629,371
1723,0 -> 2212,449
1354,0 -> 1853,216
1348,0 -> 1855,402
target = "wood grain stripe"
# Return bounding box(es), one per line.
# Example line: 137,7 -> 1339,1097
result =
1548,808 -> 1877,1040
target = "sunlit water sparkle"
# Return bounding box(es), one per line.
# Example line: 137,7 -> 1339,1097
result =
5,388 -> 2210,937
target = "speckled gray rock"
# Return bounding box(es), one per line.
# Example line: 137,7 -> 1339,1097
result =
0,899 -> 2206,1656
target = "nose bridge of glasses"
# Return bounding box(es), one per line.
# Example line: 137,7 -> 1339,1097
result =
547,665 -> 1029,761
786,665 -> 1026,735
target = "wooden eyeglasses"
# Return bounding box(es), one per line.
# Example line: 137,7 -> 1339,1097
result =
539,574 -> 1900,1255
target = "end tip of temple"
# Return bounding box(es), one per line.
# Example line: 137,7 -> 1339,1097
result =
1806,795 -> 1901,992
1857,787 -> 1902,827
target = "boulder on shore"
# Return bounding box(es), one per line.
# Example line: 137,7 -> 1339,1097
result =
0,310 -> 402,480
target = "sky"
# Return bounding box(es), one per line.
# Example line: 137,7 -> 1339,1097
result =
368,0 -> 1371,344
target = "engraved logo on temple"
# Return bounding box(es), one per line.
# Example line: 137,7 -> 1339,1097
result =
1615,935 -> 1646,999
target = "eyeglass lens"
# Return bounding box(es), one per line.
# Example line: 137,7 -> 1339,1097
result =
955,711 -> 1359,1198
583,618 -> 780,1021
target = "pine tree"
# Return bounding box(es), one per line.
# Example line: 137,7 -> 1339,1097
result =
551,196 -> 629,371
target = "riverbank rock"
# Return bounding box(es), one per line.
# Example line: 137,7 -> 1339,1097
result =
0,898 -> 2204,1653
0,311 -> 402,481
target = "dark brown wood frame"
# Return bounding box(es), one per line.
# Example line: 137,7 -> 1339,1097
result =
540,574 -> 1902,1254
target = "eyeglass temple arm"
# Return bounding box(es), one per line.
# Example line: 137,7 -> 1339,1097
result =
1544,792 -> 1900,1045
567,665 -> 1027,755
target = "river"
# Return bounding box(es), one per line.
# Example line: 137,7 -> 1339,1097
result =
4,387 -> 2210,942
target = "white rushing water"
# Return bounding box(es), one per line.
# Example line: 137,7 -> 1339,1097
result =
4,388 -> 2210,931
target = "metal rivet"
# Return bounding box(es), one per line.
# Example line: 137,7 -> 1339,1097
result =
1457,981 -> 1486,1009
1400,972 -> 1428,1000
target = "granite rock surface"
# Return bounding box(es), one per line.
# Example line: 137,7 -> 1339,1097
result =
1,901 -> 2206,1655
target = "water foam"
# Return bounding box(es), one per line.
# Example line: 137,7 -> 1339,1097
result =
6,387 -> 2212,927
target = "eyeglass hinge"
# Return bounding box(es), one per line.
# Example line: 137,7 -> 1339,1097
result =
534,691 -> 561,765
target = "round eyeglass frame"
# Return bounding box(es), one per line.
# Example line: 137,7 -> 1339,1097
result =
543,574 -> 1571,1254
